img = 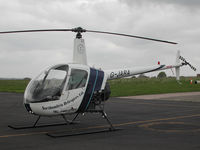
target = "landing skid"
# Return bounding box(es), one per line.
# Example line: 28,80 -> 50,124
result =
47,127 -> 118,138
8,114 -> 79,130
8,109 -> 117,137
8,122 -> 70,130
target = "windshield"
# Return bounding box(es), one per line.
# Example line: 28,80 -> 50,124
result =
24,65 -> 68,103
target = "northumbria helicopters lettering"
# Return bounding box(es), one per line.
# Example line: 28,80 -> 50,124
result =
0,27 -> 196,137
42,91 -> 84,111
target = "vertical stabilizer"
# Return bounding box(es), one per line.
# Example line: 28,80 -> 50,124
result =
73,38 -> 87,65
175,50 -> 180,81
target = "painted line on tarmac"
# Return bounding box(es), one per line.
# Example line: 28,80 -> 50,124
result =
1,113 -> 200,138
139,121 -> 200,133
111,100 -> 200,108
0,131 -> 48,138
114,113 -> 200,127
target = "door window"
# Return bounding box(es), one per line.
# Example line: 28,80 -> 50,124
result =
67,69 -> 88,90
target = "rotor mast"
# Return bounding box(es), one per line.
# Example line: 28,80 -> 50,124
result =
72,27 -> 87,65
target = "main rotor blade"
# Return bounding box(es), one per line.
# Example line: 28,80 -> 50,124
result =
86,30 -> 178,45
0,29 -> 73,34
0,27 -> 177,44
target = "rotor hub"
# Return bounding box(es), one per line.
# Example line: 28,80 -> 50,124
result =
72,27 -> 86,33
72,27 -> 86,39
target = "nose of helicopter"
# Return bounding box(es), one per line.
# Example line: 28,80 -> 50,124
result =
23,64 -> 69,115
23,90 -> 34,114
24,103 -> 33,114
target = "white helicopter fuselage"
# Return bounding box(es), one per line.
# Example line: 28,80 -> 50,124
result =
22,64 -> 123,116
24,63 -> 107,116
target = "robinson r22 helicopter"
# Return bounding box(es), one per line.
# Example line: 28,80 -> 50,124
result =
0,27 -> 196,137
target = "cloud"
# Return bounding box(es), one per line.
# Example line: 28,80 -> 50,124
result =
119,0 -> 200,9
0,0 -> 199,78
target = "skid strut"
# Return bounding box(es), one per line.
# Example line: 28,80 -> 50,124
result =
47,110 -> 117,138
101,111 -> 115,130
8,114 -> 79,130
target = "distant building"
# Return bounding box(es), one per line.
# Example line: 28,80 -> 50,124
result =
197,74 -> 200,77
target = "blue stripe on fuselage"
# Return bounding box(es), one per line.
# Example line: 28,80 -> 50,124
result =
77,68 -> 104,112
84,70 -> 98,111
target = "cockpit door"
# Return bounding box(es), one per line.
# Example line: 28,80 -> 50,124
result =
59,68 -> 88,110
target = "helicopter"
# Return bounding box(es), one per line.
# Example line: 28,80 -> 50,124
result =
0,27 -> 196,137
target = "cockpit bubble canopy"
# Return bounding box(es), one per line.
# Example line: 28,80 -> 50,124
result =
24,64 -> 68,103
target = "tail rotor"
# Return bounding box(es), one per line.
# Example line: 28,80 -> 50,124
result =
175,50 -> 196,81
179,55 -> 197,71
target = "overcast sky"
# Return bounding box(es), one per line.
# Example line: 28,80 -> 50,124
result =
0,0 -> 199,78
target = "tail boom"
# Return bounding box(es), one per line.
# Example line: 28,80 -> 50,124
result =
105,50 -> 194,80
105,64 -> 181,80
